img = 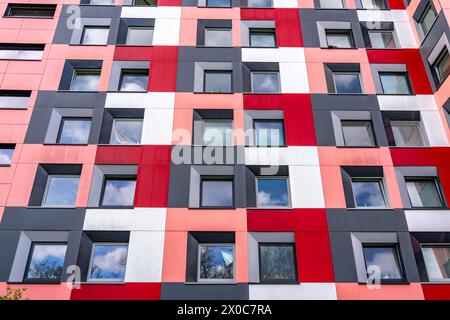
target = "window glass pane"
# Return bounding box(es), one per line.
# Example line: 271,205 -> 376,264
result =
333,73 -> 362,94
341,120 -> 375,147
126,27 -> 153,45
257,178 -> 289,207
361,0 -> 387,9
379,73 -> 411,94
206,0 -> 230,7
201,180 -> 233,207
254,120 -> 285,146
406,179 -> 443,208
260,245 -> 296,281
434,48 -> 450,83
119,71 -> 148,91
204,71 -> 232,93
43,176 -> 80,206
251,72 -> 279,93
6,5 -> 56,18
25,244 -> 67,281
203,120 -> 233,146
363,246 -> 402,280
110,119 -> 143,144
326,31 -> 353,48
352,179 -> 386,208
0,147 -> 14,165
369,31 -> 396,49
82,27 -> 109,45
0,91 -> 30,109
391,121 -> 425,147
319,0 -> 344,8
199,245 -> 234,280
58,118 -> 91,144
250,29 -> 276,47
422,247 -> 450,281
248,0 -> 272,7
205,28 -> 232,47
420,5 -> 437,36
71,70 -> 100,91
101,179 -> 136,206
0,47 -> 43,60
89,244 -> 128,281
90,0 -> 114,4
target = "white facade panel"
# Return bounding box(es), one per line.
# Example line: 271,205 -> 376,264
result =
289,165 -> 325,208
405,210 -> 450,232
249,283 -> 337,300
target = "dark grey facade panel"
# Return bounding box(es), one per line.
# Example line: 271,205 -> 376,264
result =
0,231 -> 22,281
161,283 -> 249,300
310,94 -> 380,111
34,91 -> 107,109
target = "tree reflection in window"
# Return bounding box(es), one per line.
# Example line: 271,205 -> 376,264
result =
198,244 -> 234,281
25,243 -> 67,281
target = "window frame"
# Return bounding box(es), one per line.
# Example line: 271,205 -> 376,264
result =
202,118 -> 234,146
204,27 -> 232,47
197,243 -> 236,283
418,3 -> 437,39
253,119 -> 286,147
109,117 -> 143,145
56,117 -> 92,145
126,26 -> 154,46
205,0 -> 231,8
325,29 -> 355,49
362,243 -> 406,284
4,4 -> 56,18
351,177 -> 389,209
432,46 -> 450,84
87,242 -> 129,283
255,176 -> 291,209
340,119 -> 376,147
118,69 -> 149,92
332,71 -> 363,94
41,174 -> 80,208
420,244 -> 450,283
361,0 -> 388,10
368,30 -> 398,49
99,176 -> 137,207
70,69 -> 101,91
203,70 -> 233,93
405,177 -> 445,208
390,120 -> 428,147
250,71 -> 280,93
200,177 -> 235,209
80,26 -> 110,46
0,144 -> 15,166
249,28 -> 277,48
258,242 -> 298,284
379,72 -> 413,95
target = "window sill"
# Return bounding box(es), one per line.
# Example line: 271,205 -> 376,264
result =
422,281 -> 450,285
189,207 -> 236,210
244,92 -> 282,95
388,145 -> 432,149
43,143 -> 89,146
90,206 -> 135,209
115,44 -> 154,47
359,280 -> 410,285
185,281 -> 237,285
347,207 -> 394,211
249,207 -> 292,210
405,206 -> 448,210
194,92 -> 235,94
336,145 -> 380,149
9,280 -> 62,285
69,44 -> 109,47
27,206 -> 77,209
3,16 -> 54,20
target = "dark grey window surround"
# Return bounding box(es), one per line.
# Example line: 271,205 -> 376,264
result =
197,19 -> 232,47
117,18 -> 155,45
324,63 -> 363,94
59,60 -> 103,91
381,111 -> 428,147
99,108 -> 144,145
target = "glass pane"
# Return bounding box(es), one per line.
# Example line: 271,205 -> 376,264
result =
43,176 -> 80,206
58,119 -> 91,144
248,0 -> 272,7
0,94 -> 29,109
0,49 -> 43,60
363,247 -> 402,280
369,31 -> 396,49
82,27 -> 109,45
422,247 -> 450,281
333,73 -> 362,94
126,27 -> 153,45
326,32 -> 353,48
204,72 -> 232,93
0,148 -> 14,165
90,0 -> 114,4
201,180 -> 233,207
380,73 -> 411,94
101,179 -> 136,206
341,121 -> 375,147
203,121 -> 233,146
206,0 -> 230,7
420,6 -> 436,36
254,120 -> 285,146
251,73 -> 279,93
199,245 -> 234,280
352,180 -> 386,208
260,245 -> 296,281
257,178 -> 289,207
71,71 -> 100,91
26,244 -> 67,281
435,49 -> 450,82
89,244 -> 128,281
361,0 -> 387,9
391,122 -> 425,146
406,180 -> 443,208
119,71 -> 148,91
132,0 -> 157,5
250,31 -> 276,47
110,119 -> 143,144
319,0 -> 344,8
205,29 -> 232,47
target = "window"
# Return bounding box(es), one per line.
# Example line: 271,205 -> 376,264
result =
333,72 -> 363,94
101,178 -> 136,206
204,28 -> 232,47
259,243 -> 297,283
81,26 -> 109,45
351,178 -> 387,208
88,243 -> 128,282
325,30 -> 354,48
422,246 -> 450,281
362,245 -> 404,281
203,120 -> 233,146
206,0 -> 230,7
319,0 -> 344,8
110,118 -> 143,145
57,118 -> 91,144
70,69 -> 101,91
432,47 -> 450,84
369,31 -> 397,49
249,28 -> 276,48
0,145 -> 14,165
251,72 -> 280,93
0,90 -> 30,109
341,120 -> 376,147
379,72 -> 412,94
42,175 -> 80,207
390,121 -> 426,147
406,178 -> 444,208
256,177 -> 290,208
4,4 -> 56,18
204,71 -> 232,93
198,244 -> 234,282
119,69 -> 148,92
0,44 -> 44,60
418,4 -> 437,37
248,0 -> 273,7
126,27 -> 153,46
361,0 -> 388,9
130,0 -> 157,5
90,0 -> 114,4
254,120 -> 285,147
201,178 -> 234,208
24,243 -> 67,282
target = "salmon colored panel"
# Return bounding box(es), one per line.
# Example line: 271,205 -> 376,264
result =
9,144 -> 23,164
75,163 -> 93,208
434,77 -> 450,107
360,63 -> 376,94
346,0 -> 357,9
0,184 -> 11,206
161,231 -> 188,282
305,48 -> 370,64
233,109 -> 245,146
6,163 -> 37,206
172,109 -> 193,145
336,283 -> 424,300
48,44 -> 115,61
433,0 -> 443,11
0,283 -> 72,300
0,17 -> 23,30
232,19 -> 242,47
18,145 -> 97,164
306,63 -> 327,94
175,93 -> 244,109
320,166 -> 346,208
1,73 -> 42,91
5,60 -> 46,75
21,18 -> 59,30
98,59 -> 112,92
298,0 -> 314,8
0,164 -> 18,184
235,231 -> 248,283
384,166 -> 404,209
0,124 -> 28,143
40,60 -> 65,91
165,208 -> 247,232
0,29 -> 20,42
178,19 -> 197,46
0,61 -> 8,73
181,7 -> 241,19
318,147 -> 393,166
17,29 -> 55,44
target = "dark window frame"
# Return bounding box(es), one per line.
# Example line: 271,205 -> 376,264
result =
253,119 -> 286,147
100,176 -> 137,208
118,69 -> 149,92
362,243 -> 406,284
70,68 -> 102,91
203,70 -> 233,93
56,117 -> 92,145
325,29 -> 355,49
432,46 -> 450,85
258,242 -> 298,284
379,71 -> 413,95
405,177 -> 445,209
340,119 -> 377,147
249,28 -> 277,48
200,176 -> 235,209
